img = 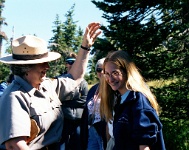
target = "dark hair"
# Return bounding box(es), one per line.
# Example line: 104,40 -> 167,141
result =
66,52 -> 77,60
10,64 -> 35,77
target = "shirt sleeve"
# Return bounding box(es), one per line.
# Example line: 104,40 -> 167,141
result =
0,92 -> 31,144
77,80 -> 88,105
53,77 -> 79,102
131,94 -> 163,146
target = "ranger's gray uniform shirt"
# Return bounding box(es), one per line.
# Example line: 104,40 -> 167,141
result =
0,75 -> 78,149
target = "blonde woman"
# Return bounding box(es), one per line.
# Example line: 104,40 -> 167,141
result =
100,50 -> 166,150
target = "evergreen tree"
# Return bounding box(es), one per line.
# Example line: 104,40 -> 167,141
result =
48,14 -> 66,77
62,4 -> 78,52
48,4 -> 83,77
92,0 -> 189,79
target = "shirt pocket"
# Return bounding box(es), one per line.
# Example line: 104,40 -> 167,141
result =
29,97 -> 61,131
30,98 -> 51,116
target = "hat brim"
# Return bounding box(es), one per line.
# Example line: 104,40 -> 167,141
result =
0,52 -> 61,64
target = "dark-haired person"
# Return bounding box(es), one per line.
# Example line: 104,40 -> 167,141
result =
81,58 -> 107,150
0,22 -> 101,150
59,52 -> 88,150
64,52 -> 77,74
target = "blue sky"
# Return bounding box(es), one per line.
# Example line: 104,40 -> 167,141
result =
2,0 -> 107,56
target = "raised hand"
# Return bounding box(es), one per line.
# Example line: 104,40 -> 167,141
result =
82,22 -> 101,48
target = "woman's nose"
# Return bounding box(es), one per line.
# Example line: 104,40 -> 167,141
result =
108,75 -> 115,83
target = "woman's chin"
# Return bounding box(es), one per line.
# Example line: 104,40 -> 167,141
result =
110,86 -> 118,91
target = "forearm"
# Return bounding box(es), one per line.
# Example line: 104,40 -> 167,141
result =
69,48 -> 89,81
5,136 -> 29,150
69,22 -> 101,85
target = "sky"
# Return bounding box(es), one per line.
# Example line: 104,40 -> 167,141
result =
1,0 -> 107,56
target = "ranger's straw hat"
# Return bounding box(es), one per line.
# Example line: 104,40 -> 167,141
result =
0,35 -> 61,64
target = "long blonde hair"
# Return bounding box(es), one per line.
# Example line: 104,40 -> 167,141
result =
100,50 -> 160,122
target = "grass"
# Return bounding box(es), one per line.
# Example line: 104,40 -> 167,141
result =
147,78 -> 179,88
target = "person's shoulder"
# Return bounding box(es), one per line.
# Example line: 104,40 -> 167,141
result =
127,91 -> 147,101
128,91 -> 154,110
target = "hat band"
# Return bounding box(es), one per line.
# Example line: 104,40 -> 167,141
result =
12,52 -> 48,60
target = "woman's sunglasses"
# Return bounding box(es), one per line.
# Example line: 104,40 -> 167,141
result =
65,60 -> 75,65
96,68 -> 103,73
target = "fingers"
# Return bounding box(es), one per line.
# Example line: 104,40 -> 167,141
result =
84,22 -> 100,36
92,30 -> 102,41
88,22 -> 100,29
88,23 -> 101,43
82,22 -> 101,47
89,23 -> 101,37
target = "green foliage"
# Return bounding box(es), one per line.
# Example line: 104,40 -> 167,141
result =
153,79 -> 189,150
162,119 -> 189,150
48,4 -> 83,78
0,62 -> 10,82
84,73 -> 98,85
92,0 -> 189,79
154,81 -> 189,121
